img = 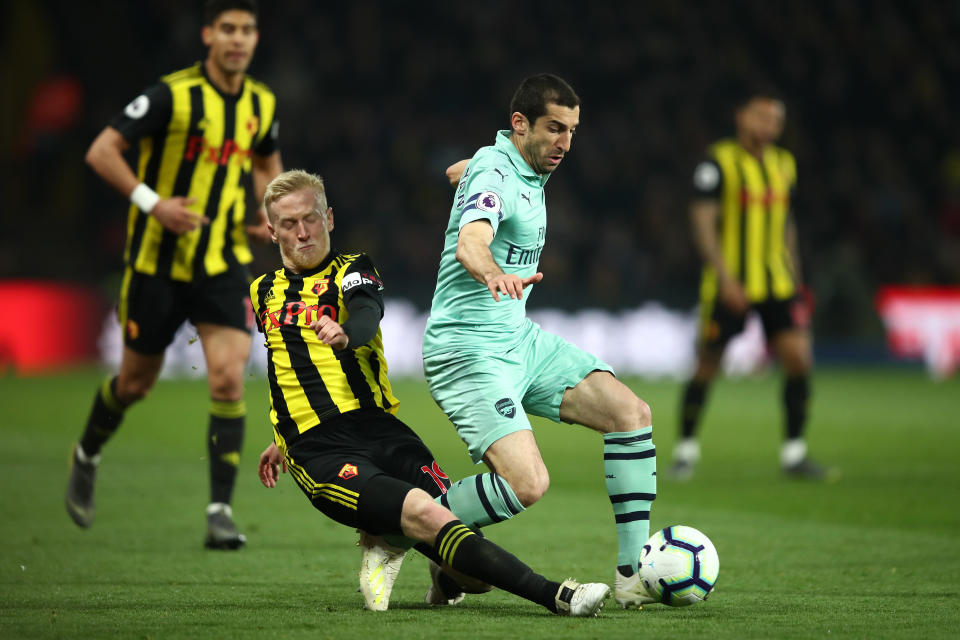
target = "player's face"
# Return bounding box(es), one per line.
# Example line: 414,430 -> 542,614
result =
518,103 -> 580,174
202,10 -> 259,76
268,189 -> 334,273
736,97 -> 786,149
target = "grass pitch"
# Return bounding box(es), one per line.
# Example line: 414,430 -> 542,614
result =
1,366 -> 957,639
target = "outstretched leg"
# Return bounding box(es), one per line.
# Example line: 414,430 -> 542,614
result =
559,371 -> 657,608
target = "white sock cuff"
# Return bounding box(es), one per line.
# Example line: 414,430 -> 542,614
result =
781,439 -> 808,467
206,502 -> 232,517
674,438 -> 700,463
75,444 -> 101,466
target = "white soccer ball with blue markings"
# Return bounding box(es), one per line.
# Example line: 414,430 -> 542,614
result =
639,525 -> 719,606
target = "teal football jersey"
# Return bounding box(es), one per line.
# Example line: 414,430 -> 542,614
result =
423,130 -> 551,355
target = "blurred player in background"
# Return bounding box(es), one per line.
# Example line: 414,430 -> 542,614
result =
426,74 -> 658,609
670,88 -> 824,480
253,169 -> 610,616
66,0 -> 283,548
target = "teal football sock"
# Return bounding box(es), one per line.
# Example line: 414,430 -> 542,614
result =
604,427 -> 657,574
435,472 -> 525,529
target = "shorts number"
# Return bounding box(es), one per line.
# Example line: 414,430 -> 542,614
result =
420,461 -> 450,494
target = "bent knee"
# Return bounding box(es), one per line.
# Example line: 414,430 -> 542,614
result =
207,368 -> 244,402
509,471 -> 549,507
115,376 -> 154,404
634,397 -> 653,428
611,395 -> 652,432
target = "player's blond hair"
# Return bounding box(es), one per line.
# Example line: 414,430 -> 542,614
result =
263,169 -> 328,223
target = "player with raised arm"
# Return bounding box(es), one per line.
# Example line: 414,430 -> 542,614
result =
424,74 -> 658,609
252,169 -> 610,615
65,0 -> 283,548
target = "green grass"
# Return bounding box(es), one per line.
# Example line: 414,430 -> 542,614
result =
1,367 -> 958,639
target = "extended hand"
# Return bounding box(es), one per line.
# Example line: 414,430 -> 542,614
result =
719,279 -> 749,314
310,315 -> 349,350
486,272 -> 544,302
258,442 -> 287,488
151,197 -> 208,234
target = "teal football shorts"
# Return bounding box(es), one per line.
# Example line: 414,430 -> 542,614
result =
423,321 -> 613,463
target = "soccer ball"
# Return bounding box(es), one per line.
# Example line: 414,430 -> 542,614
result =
639,525 -> 719,606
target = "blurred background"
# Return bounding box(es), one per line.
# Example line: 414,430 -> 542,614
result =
2,0 -> 959,374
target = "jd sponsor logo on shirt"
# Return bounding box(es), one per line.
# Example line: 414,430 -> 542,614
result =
495,397 -> 516,419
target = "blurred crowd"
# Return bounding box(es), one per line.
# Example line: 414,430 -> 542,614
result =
2,0 -> 958,339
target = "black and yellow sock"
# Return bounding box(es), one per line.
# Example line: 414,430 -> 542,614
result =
79,376 -> 127,456
784,375 -> 810,440
208,399 -> 245,505
679,380 -> 708,439
434,520 -> 560,612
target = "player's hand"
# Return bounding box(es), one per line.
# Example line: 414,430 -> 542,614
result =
486,272 -> 543,302
150,197 -> 208,234
245,208 -> 272,244
258,442 -> 287,488
310,315 -> 349,350
446,159 -> 469,187
718,278 -> 749,314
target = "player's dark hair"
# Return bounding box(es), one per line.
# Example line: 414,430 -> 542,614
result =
204,0 -> 259,25
734,84 -> 786,111
510,74 -> 580,127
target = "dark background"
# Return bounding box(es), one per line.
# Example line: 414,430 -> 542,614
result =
3,0 -> 958,344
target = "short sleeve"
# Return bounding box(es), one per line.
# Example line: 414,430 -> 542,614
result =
340,254 -> 385,312
253,111 -> 279,157
108,82 -> 173,143
692,157 -> 723,199
456,164 -> 511,233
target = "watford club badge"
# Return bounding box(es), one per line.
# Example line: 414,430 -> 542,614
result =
312,279 -> 329,296
338,463 -> 358,480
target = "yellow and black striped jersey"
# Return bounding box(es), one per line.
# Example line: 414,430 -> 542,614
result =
693,138 -> 797,303
250,252 -> 398,452
111,62 -> 279,281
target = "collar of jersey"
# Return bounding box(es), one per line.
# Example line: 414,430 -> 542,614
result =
197,61 -> 247,101
283,250 -> 335,279
495,130 -> 550,187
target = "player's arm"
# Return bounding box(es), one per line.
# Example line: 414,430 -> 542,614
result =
456,220 -> 543,302
85,127 -> 207,234
311,257 -> 385,349
785,210 -> 802,286
690,158 -> 747,313
310,293 -> 381,350
258,442 -> 286,488
446,159 -> 469,187
690,199 -> 748,313
247,150 -> 284,243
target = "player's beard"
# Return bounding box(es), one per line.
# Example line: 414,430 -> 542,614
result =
216,50 -> 251,76
283,246 -> 323,272
523,138 -> 561,174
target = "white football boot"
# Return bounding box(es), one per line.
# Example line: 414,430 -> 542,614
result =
554,579 -> 610,617
358,532 -> 406,611
615,567 -> 657,609
424,559 -> 466,606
